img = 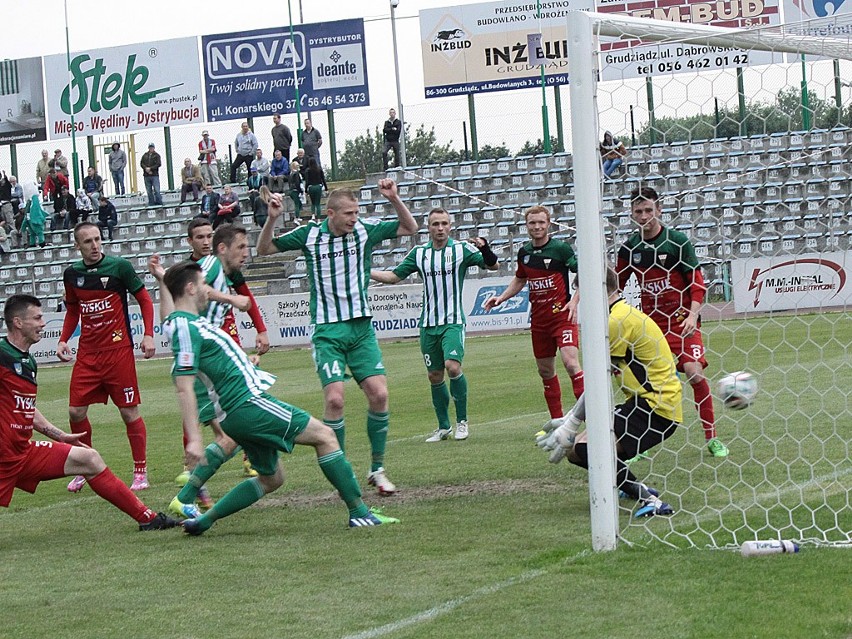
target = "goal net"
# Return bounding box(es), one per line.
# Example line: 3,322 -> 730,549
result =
566,10 -> 852,550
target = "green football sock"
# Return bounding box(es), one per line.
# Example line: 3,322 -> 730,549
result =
318,450 -> 369,518
324,417 -> 345,452
367,410 -> 389,473
449,373 -> 468,423
430,381 -> 451,430
196,477 -> 265,530
177,442 -> 229,504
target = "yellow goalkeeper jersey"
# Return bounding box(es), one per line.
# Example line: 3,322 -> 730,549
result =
609,299 -> 683,423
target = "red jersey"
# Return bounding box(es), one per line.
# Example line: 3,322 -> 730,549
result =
62,255 -> 145,353
0,337 -> 38,477
616,226 -> 706,331
515,238 -> 578,329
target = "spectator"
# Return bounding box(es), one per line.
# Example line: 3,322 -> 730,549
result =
83,166 -> 103,210
54,186 -> 77,230
51,149 -> 69,177
140,143 -> 163,206
304,158 -> 327,221
198,130 -> 221,186
600,131 -> 626,178
0,171 -> 13,235
108,143 -> 127,195
199,183 -> 220,220
247,167 -> 264,191
179,158 -> 203,203
42,169 -> 68,208
269,149 -> 289,193
382,108 -> 402,170
96,196 -> 118,241
231,122 -> 258,183
251,148 -> 270,183
36,149 -> 51,197
213,184 -> 240,229
249,184 -> 271,228
74,188 -> 93,224
302,119 -> 322,165
0,217 -> 9,254
288,160 -> 304,221
24,195 -> 47,247
271,113 -> 293,161
293,148 -> 307,176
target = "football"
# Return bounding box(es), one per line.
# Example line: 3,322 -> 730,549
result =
717,371 -> 758,410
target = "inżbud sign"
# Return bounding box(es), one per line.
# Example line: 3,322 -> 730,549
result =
44,37 -> 203,138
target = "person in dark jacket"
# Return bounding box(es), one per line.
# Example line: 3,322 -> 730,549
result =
97,196 -> 118,241
382,108 -> 402,170
304,158 -> 327,220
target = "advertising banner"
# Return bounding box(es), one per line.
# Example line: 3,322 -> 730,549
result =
44,38 -> 203,138
731,252 -> 851,312
419,0 -> 593,98
0,57 -> 47,145
28,277 -> 529,364
202,19 -> 369,122
780,0 -> 852,61
596,0 -> 784,81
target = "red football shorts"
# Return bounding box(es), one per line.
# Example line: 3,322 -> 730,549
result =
665,325 -> 709,371
70,347 -> 141,408
530,319 -> 580,359
0,440 -> 71,507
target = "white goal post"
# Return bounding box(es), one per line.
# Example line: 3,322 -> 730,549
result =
567,10 -> 852,551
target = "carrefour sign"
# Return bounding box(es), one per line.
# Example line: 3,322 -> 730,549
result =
43,37 -> 203,138
202,19 -> 369,121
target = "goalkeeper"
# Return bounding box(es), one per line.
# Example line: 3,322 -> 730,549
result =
538,267 -> 682,517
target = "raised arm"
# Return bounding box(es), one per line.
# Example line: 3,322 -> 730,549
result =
378,178 -> 418,237
148,254 -> 174,322
257,193 -> 283,256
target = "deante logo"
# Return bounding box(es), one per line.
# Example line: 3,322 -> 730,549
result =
60,53 -> 178,114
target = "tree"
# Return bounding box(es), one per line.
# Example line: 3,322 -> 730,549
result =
477,143 -> 511,161
517,136 -> 561,156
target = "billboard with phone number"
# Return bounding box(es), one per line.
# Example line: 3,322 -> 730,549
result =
202,18 -> 369,122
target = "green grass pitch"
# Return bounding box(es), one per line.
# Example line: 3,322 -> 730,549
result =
1,317 -> 850,639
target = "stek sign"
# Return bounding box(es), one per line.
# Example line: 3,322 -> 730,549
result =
731,252 -> 850,312
43,37 -> 203,138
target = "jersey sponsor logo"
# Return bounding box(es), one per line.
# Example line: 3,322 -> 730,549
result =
641,278 -> 670,296
111,329 -> 124,342
14,394 -> 37,410
80,298 -> 113,314
318,246 -> 357,261
528,277 -> 555,291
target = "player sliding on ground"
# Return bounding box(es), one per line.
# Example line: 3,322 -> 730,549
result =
0,294 -> 179,531
537,267 -> 681,517
149,257 -> 399,533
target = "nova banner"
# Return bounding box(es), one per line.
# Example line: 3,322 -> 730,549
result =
202,18 -> 369,122
0,57 -> 47,145
419,0 -> 592,98
44,38 -> 203,138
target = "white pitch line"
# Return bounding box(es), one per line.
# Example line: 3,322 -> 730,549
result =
386,411 -> 548,444
340,465 -> 851,639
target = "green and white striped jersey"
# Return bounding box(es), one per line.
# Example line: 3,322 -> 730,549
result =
198,254 -> 233,328
165,311 -> 276,422
393,239 -> 485,327
273,217 -> 399,324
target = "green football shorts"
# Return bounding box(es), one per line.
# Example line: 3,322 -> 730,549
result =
311,317 -> 386,386
220,393 -> 311,475
420,324 -> 466,371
